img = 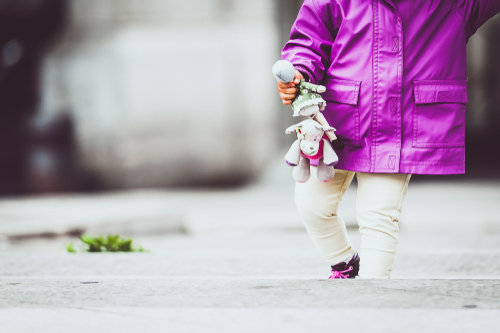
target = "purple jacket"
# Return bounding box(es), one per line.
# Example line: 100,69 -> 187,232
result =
282,0 -> 500,175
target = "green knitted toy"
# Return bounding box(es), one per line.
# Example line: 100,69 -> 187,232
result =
272,60 -> 327,117
291,79 -> 327,117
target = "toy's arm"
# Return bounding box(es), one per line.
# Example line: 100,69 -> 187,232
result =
300,80 -> 326,93
312,112 -> 336,141
285,139 -> 301,166
322,138 -> 339,166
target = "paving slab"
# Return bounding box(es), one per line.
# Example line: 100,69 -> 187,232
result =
1,308 -> 498,333
2,230 -> 500,278
1,279 -> 499,309
0,191 -> 186,238
2,250 -> 500,278
1,180 -> 500,238
0,186 -> 305,238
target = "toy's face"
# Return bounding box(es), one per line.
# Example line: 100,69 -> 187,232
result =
300,138 -> 320,156
286,119 -> 326,156
297,104 -> 320,117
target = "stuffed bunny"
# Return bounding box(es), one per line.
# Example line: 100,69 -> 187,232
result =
285,119 -> 339,183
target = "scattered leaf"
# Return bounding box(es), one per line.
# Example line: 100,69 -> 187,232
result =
66,234 -> 147,253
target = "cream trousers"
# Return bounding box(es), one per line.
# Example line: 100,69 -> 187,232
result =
295,168 -> 411,279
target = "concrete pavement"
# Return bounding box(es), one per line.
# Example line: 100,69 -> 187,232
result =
2,278 -> 500,308
1,275 -> 500,333
2,179 -> 500,332
2,232 -> 500,278
2,308 -> 499,333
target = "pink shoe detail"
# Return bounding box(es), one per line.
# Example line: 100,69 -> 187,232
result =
329,266 -> 354,279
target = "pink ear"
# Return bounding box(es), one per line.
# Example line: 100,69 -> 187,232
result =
323,126 -> 336,132
285,124 -> 301,134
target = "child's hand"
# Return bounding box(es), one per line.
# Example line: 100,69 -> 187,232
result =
277,70 -> 304,105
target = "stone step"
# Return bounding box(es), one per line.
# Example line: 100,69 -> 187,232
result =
1,278 -> 499,309
1,250 -> 500,278
1,308 -> 499,333
2,179 -> 500,238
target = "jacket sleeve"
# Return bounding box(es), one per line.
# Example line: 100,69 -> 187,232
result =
281,0 -> 338,84
455,0 -> 500,39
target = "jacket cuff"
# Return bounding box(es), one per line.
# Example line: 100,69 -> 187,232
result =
293,64 -> 316,84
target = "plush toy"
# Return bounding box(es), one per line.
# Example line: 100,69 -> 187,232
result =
273,60 -> 343,183
272,60 -> 343,150
285,119 -> 339,183
272,60 -> 327,117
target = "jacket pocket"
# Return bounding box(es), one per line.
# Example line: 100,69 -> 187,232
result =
413,80 -> 467,148
322,79 -> 361,147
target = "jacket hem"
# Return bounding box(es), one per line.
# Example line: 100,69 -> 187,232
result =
400,160 -> 465,166
399,163 -> 465,175
335,159 -> 465,175
400,159 -> 465,174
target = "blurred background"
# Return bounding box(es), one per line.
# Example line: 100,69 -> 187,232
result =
1,4 -> 500,329
0,0 -> 498,195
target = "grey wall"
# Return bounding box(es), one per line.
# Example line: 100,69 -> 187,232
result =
463,14 -> 500,176
41,0 -> 281,188
467,14 -> 500,132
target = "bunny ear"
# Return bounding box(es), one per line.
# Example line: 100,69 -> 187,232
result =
285,124 -> 301,134
285,120 -> 309,134
322,125 -> 336,133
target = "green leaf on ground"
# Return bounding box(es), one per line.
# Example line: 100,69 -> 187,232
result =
65,234 -> 148,253
65,242 -> 77,253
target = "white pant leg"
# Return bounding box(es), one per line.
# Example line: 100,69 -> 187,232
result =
356,172 -> 411,279
295,168 -> 356,266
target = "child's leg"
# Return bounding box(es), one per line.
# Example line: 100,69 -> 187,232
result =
356,173 -> 411,279
295,167 -> 356,266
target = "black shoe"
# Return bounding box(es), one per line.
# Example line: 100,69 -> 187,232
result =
329,253 -> 360,279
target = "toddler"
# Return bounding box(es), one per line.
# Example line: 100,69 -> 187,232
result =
277,0 -> 500,279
